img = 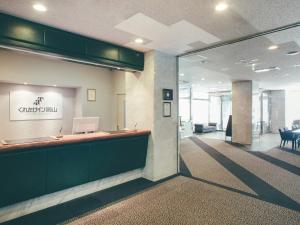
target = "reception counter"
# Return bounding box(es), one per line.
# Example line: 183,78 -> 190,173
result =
0,130 -> 150,208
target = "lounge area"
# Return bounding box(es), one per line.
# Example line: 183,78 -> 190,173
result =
279,126 -> 300,151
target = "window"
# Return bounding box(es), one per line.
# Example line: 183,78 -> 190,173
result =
286,91 -> 300,128
179,87 -> 191,122
209,96 -> 221,129
191,99 -> 209,124
221,95 -> 232,130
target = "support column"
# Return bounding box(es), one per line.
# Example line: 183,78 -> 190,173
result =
232,81 -> 252,145
125,50 -> 178,181
270,90 -> 285,133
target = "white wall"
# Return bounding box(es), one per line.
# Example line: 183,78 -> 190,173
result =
0,49 -> 114,132
0,83 -> 75,140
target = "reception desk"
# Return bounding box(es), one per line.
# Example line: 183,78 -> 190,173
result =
0,130 -> 150,208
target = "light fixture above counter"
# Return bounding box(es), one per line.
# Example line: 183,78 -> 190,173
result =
0,13 -> 144,72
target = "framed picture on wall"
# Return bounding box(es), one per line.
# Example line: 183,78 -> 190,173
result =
87,89 -> 96,101
163,102 -> 171,117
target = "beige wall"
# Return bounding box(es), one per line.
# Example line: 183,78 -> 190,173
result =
112,70 -> 126,130
0,49 -> 178,221
0,50 -> 143,222
0,49 -> 115,132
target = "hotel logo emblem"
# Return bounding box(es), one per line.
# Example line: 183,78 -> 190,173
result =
33,97 -> 44,105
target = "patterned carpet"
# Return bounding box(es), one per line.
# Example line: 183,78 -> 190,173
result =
64,136 -> 300,225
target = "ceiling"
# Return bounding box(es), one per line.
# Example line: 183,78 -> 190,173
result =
179,26 -> 300,92
0,0 -> 300,55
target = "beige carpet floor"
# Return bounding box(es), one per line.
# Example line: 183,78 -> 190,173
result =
64,137 -> 300,225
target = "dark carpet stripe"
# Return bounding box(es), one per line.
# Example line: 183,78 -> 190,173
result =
179,156 -> 193,177
229,142 -> 300,176
181,174 -> 259,199
2,175 -> 179,225
189,136 -> 300,212
278,147 -> 300,156
246,151 -> 300,176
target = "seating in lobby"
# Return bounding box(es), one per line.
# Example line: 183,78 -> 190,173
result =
194,123 -> 217,133
278,128 -> 300,150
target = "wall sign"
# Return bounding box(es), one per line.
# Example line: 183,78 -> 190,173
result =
10,90 -> 63,121
163,102 -> 171,117
87,89 -> 96,101
162,89 -> 173,101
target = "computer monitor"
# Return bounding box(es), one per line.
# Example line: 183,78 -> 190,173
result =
72,117 -> 99,134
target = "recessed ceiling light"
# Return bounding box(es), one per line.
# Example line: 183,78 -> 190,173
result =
294,64 -> 300,67
215,2 -> 228,11
218,81 -> 223,84
24,82 -> 28,85
268,45 -> 278,50
53,84 -> 57,87
286,51 -> 299,56
33,3 -> 47,12
201,78 -> 205,81
180,73 -> 185,76
134,38 -> 144,44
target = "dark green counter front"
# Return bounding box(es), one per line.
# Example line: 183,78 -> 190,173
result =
0,134 -> 149,208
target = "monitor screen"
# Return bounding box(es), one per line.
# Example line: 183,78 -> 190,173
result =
72,117 -> 99,134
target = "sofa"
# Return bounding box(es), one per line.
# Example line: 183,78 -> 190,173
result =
292,120 -> 300,130
194,123 -> 217,133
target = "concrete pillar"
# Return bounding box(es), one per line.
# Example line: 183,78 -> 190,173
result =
270,90 -> 285,133
125,50 -> 178,181
232,81 -> 252,145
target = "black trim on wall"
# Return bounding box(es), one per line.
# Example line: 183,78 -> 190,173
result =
0,13 -> 144,71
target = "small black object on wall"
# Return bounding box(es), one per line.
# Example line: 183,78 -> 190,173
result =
162,89 -> 173,101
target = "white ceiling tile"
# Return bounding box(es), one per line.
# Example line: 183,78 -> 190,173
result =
115,13 -> 169,41
170,20 -> 220,44
115,13 -> 220,55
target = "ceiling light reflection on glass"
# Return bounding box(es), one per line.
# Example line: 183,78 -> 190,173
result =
254,66 -> 280,73
286,51 -> 299,56
268,45 -> 278,50
33,3 -> 47,12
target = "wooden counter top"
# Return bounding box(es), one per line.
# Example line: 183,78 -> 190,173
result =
0,130 -> 151,153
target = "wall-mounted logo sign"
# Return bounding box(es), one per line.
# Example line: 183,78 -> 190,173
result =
10,90 -> 63,121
